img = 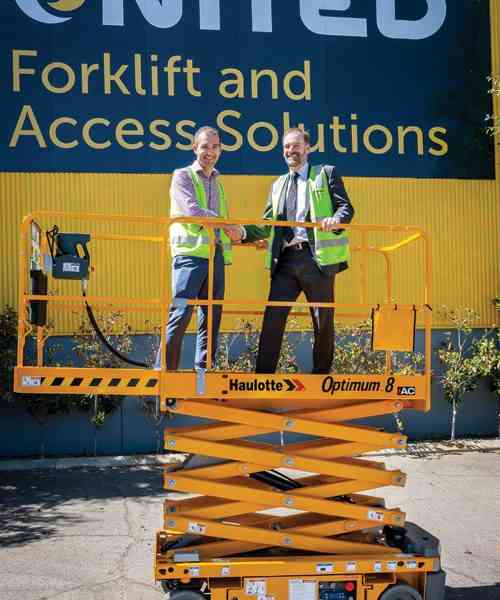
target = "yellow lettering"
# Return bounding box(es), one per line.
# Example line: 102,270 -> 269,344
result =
329,116 -> 348,154
149,119 -> 172,150
134,53 -> 146,96
217,110 -> 243,151
397,126 -> 424,155
9,105 -> 47,148
363,124 -> 393,155
82,117 -> 111,149
81,63 -> 99,95
309,124 -> 325,153
282,113 -> 305,138
251,68 -> 278,99
283,60 -> 311,101
176,119 -> 196,150
219,68 -> 245,99
103,52 -> 130,95
42,62 -> 76,94
428,127 -> 448,156
350,114 -> 359,154
282,112 -> 292,133
150,54 -> 159,96
49,117 -> 78,149
12,49 -> 37,92
116,118 -> 144,150
163,55 -> 182,97
183,59 -> 202,97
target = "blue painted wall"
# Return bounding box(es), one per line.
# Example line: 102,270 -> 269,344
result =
1,330 -> 498,459
2,1 -> 494,178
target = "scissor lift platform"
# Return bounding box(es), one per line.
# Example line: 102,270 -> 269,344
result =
14,212 -> 444,600
152,370 -> 443,600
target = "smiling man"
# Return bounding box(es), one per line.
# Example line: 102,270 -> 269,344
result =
243,128 -> 355,374
155,126 -> 241,372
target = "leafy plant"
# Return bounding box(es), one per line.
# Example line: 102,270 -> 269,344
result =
137,323 -> 168,455
214,317 -> 308,373
1,304 -> 158,456
473,333 -> 500,397
1,305 -> 87,456
333,320 -> 424,433
71,310 -> 137,426
485,76 -> 500,140
473,297 -> 500,398
0,306 -> 18,403
436,305 -> 499,441
332,319 -> 424,376
0,306 -> 76,415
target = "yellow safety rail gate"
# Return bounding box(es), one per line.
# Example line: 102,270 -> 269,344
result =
14,212 -> 439,600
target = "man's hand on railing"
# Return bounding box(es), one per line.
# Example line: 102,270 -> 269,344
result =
320,216 -> 341,232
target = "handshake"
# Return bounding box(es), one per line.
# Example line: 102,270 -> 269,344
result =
221,216 -> 340,244
222,224 -> 245,242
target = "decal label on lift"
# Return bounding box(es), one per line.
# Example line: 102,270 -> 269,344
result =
21,376 -> 41,387
368,510 -> 385,521
227,377 -> 306,393
316,563 -> 334,574
245,580 -> 267,596
187,521 -> 206,535
289,580 -> 317,600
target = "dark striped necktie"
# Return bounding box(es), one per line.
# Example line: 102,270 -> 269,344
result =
284,172 -> 298,242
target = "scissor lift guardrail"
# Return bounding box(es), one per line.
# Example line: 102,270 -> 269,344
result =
14,212 -> 437,600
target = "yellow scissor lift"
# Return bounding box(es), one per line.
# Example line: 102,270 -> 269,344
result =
14,212 -> 445,600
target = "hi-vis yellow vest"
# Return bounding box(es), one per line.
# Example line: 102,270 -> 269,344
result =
266,166 -> 350,269
170,167 -> 232,265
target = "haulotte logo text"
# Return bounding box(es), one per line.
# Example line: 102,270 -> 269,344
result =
15,0 -> 447,40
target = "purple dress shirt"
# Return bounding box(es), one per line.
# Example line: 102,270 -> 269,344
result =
170,160 -> 222,218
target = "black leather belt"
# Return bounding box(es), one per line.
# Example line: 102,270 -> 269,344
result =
283,242 -> 309,251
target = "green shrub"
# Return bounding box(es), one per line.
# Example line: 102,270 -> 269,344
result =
436,305 -> 499,440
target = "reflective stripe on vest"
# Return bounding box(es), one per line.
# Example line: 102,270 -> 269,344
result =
170,167 -> 233,265
265,166 -> 350,269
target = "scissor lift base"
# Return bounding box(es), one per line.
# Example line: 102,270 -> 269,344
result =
154,522 -> 446,600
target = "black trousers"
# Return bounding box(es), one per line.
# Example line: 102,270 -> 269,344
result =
256,245 -> 335,374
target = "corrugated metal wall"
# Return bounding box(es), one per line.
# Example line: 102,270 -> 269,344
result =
1,7 -> 499,332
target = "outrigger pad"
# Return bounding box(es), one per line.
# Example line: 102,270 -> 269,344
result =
372,304 -> 416,352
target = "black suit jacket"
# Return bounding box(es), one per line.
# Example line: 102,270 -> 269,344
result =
244,164 -> 355,276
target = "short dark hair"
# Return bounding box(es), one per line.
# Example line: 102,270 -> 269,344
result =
194,126 -> 220,144
283,127 -> 310,145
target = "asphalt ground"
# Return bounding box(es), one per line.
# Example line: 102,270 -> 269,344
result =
1,442 -> 499,600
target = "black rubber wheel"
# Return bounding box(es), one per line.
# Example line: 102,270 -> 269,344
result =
160,580 -> 177,594
379,584 -> 423,600
168,591 -> 206,600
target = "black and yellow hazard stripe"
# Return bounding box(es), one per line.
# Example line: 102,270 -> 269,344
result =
15,367 -> 160,395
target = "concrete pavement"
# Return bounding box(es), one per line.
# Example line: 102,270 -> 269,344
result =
0,442 -> 499,600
